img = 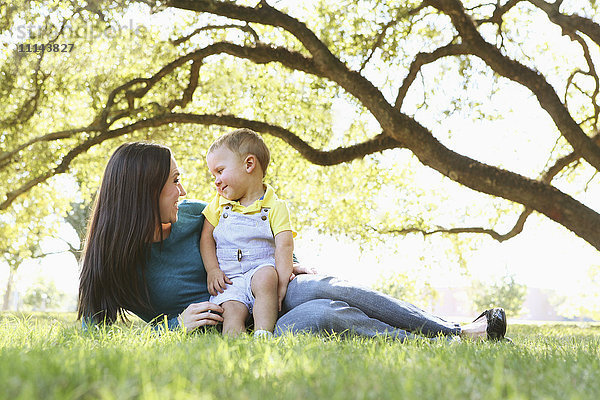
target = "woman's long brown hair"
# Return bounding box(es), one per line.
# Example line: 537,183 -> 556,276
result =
77,142 -> 172,324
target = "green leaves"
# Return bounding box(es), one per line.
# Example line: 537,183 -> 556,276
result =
2,0 -> 600,274
470,274 -> 528,317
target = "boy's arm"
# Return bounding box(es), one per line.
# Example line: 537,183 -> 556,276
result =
274,230 -> 294,311
200,220 -> 231,295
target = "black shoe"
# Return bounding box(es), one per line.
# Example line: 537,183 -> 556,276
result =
473,308 -> 507,341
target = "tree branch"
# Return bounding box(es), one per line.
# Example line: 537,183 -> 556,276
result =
359,18 -> 398,73
477,0 -> 523,26
167,60 -> 201,111
395,42 -> 469,109
2,15 -> 72,127
370,219 -> 530,242
107,42 -> 321,128
430,0 -> 600,172
566,33 -> 599,129
3,40 -> 323,203
374,131 -> 599,244
168,0 -> 342,69
166,0 -> 401,131
0,127 -> 98,169
527,0 -> 600,47
171,23 -> 260,46
1,113 -> 402,210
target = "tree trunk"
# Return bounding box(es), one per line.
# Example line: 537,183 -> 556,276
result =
2,267 -> 16,311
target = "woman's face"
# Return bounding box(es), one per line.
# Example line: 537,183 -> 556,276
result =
159,157 -> 187,224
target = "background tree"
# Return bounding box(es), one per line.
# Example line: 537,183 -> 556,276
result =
22,276 -> 67,311
1,0 -> 599,268
555,264 -> 600,320
0,183 -> 71,310
60,198 -> 92,263
372,271 -> 440,310
470,273 -> 528,317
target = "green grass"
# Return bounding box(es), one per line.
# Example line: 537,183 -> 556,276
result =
1,313 -> 599,399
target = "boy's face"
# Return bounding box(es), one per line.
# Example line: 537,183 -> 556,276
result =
206,146 -> 249,201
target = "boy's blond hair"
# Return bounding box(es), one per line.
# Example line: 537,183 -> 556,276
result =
208,128 -> 270,177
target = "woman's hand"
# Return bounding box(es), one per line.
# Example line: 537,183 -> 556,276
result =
289,263 -> 318,281
177,302 -> 224,332
207,269 -> 232,295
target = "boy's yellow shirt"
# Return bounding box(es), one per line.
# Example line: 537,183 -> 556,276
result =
202,183 -> 296,237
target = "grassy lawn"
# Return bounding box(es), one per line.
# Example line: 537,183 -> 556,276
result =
1,313 -> 599,399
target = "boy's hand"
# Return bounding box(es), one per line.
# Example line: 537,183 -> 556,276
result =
277,279 -> 289,312
207,269 -> 232,296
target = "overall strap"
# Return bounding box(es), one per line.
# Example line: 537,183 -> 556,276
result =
221,204 -> 232,220
260,207 -> 270,221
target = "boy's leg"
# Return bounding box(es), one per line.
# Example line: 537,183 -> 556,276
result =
250,266 -> 279,332
221,300 -> 249,336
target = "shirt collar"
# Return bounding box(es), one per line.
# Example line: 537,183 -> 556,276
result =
216,183 -> 278,212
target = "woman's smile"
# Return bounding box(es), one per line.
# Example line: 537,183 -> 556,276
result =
159,157 -> 186,224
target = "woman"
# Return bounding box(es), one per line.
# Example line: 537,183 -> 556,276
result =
78,141 -> 508,342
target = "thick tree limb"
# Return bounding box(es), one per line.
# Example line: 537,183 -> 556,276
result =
1,170 -> 56,212
370,134 -> 598,243
169,0 -> 342,70
527,0 -> 600,47
430,0 -> 600,172
167,0 -> 401,133
1,113 -> 402,210
0,127 -> 97,168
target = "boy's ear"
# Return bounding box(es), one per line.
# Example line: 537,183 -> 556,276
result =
244,155 -> 256,173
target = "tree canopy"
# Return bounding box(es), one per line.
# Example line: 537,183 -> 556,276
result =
1,0 -> 599,256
